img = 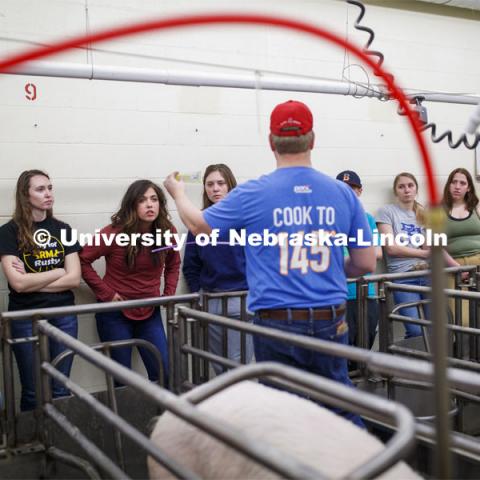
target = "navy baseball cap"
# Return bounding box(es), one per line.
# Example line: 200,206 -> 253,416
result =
336,170 -> 362,188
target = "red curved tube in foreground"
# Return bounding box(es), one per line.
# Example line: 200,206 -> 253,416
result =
0,13 -> 437,204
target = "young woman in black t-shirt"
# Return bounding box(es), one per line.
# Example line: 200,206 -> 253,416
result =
0,170 -> 81,411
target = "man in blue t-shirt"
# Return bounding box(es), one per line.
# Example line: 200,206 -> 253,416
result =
336,170 -> 382,355
164,100 -> 376,427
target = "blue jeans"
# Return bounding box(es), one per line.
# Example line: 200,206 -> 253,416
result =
253,312 -> 364,428
393,277 -> 429,339
95,308 -> 168,385
11,315 -> 78,411
205,296 -> 254,375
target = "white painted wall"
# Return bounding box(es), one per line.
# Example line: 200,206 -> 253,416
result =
0,0 -> 479,396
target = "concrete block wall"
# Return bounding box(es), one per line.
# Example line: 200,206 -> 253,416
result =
0,0 -> 479,396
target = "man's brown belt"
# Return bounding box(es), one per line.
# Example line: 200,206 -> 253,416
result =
257,305 -> 346,321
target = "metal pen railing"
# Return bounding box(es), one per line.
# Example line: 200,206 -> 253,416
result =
51,337 -> 166,471
382,282 -> 480,361
175,305 -> 480,473
347,265 -> 477,351
1,267 -> 480,477
379,279 -> 480,436
31,319 -> 422,480
194,291 -> 249,382
36,320 -> 200,480
0,294 -> 199,449
36,319 -> 420,480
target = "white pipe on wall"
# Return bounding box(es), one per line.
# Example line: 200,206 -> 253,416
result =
5,60 -> 480,106
8,60 -> 383,98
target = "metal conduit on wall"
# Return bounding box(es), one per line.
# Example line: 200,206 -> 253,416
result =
6,60 -> 480,107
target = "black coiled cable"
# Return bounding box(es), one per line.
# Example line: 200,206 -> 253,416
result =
346,0 -> 392,90
346,0 -> 480,150
422,122 -> 480,150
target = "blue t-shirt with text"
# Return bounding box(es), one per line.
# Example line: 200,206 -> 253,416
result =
203,167 -> 372,312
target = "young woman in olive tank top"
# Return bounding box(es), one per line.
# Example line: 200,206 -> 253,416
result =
443,168 -> 480,262
443,168 -> 480,326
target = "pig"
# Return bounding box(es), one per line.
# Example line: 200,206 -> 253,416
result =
148,381 -> 421,479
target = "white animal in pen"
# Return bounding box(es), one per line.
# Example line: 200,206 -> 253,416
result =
148,381 -> 422,479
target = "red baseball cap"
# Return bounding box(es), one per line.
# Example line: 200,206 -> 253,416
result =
270,100 -> 313,137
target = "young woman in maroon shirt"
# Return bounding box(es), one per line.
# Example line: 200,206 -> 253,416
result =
80,180 -> 180,385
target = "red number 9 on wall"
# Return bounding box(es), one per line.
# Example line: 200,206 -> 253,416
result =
25,82 -> 37,101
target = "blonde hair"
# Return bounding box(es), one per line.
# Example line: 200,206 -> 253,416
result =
393,172 -> 425,225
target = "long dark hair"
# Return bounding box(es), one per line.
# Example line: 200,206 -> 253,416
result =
14,169 -> 53,252
111,180 -> 173,268
442,168 -> 479,213
393,172 -> 425,225
202,164 -> 237,209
